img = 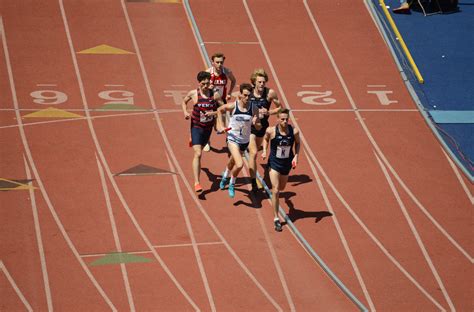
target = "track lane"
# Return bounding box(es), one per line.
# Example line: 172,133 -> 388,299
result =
243,0 -> 471,309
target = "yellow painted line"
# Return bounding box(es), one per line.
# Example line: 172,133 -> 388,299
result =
77,44 -> 134,55
23,107 -> 83,119
0,178 -> 36,191
379,0 -> 424,83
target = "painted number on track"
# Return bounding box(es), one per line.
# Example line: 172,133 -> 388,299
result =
30,90 -> 68,105
98,90 -> 134,105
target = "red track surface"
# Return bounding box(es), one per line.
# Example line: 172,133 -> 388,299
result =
1,0 -> 472,311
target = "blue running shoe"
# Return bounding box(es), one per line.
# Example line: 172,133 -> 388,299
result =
228,183 -> 235,198
219,175 -> 229,190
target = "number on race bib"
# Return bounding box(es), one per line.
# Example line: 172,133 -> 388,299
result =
200,111 -> 214,123
276,146 -> 291,159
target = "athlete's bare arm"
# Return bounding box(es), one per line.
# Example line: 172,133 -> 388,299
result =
226,68 -> 237,101
182,89 -> 197,119
261,126 -> 275,160
293,128 -> 301,166
267,89 -> 282,115
216,102 -> 235,132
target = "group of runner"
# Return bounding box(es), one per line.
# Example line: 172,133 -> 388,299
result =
181,53 -> 300,232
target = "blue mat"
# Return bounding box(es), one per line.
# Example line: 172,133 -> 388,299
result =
370,0 -> 474,179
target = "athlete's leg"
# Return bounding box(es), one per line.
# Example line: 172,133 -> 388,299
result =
228,142 -> 244,178
227,142 -> 243,198
248,134 -> 261,179
269,168 -> 281,220
192,144 -> 203,189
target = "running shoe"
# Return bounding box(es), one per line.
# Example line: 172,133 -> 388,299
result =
228,183 -> 235,198
194,183 -> 203,193
219,175 -> 229,190
203,142 -> 211,152
274,220 -> 283,232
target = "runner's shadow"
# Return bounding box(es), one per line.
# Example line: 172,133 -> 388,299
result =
210,145 -> 229,154
282,191 -> 333,223
259,164 -> 313,187
199,168 -> 220,200
233,184 -> 266,209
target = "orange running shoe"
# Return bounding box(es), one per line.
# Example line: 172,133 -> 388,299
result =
194,183 -> 203,193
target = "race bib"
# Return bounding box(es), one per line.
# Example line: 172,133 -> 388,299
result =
276,146 -> 291,159
200,111 -> 214,123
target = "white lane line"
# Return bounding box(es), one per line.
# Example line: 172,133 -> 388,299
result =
96,155 -> 136,312
79,242 -> 225,258
241,162 -> 295,311
241,0 -> 374,308
290,108 -> 418,112
384,154 -> 474,263
59,1 -> 200,310
374,152 -> 455,310
23,155 -> 53,311
367,85 -> 386,87
0,261 -> 33,312
442,148 -> 474,205
302,0 -> 472,263
203,41 -> 259,44
304,147 -> 446,310
104,84 -> 125,87
301,84 -> 322,87
302,150 -> 375,310
124,0 -> 283,309
36,84 -> 57,87
1,15 -> 117,311
165,152 -> 216,312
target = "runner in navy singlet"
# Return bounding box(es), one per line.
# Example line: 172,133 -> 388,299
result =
262,109 -> 300,232
182,71 -> 224,193
248,69 -> 281,193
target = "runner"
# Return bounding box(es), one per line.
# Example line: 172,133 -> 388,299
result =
204,52 -> 237,152
261,108 -> 300,232
217,83 -> 261,198
248,68 -> 281,192
182,71 -> 224,193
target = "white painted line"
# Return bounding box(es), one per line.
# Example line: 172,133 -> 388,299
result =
367,85 -> 386,87
165,152 -> 216,311
104,84 -> 125,87
123,0 -> 285,309
96,155 -> 135,311
302,150 -> 375,310
1,261 -> 33,312
0,111 -> 153,130
374,152 -> 455,311
301,2 -> 455,307
303,0 -> 473,264
290,108 -> 418,112
241,162 -> 295,311
442,148 -> 474,205
36,84 -> 57,87
242,1 -> 373,309
23,155 -> 53,311
171,84 -> 191,87
79,242 -> 225,258
2,15 -> 117,311
203,41 -> 259,45
301,84 -> 321,87
60,1 -> 200,309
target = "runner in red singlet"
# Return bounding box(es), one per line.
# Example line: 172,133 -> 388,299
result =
182,71 -> 224,193
204,52 -> 236,152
